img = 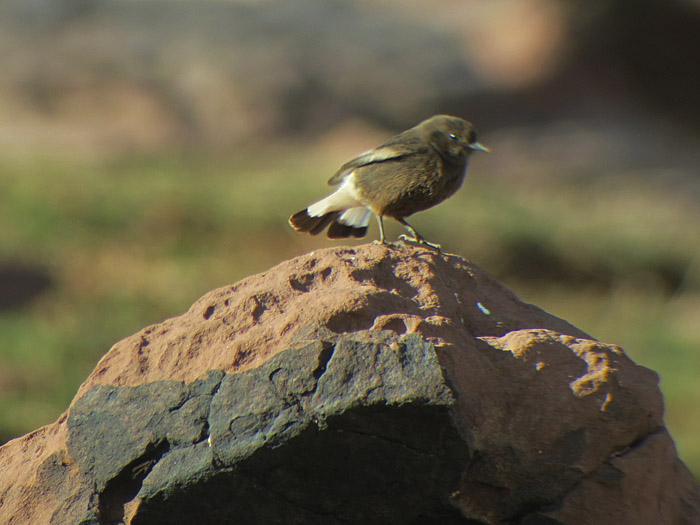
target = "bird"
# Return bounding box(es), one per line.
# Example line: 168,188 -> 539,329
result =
288,114 -> 489,248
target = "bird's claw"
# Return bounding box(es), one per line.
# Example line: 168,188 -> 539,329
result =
398,235 -> 441,251
372,239 -> 397,248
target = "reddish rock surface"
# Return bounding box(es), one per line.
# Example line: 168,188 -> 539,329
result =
77,242 -> 590,394
0,243 -> 697,524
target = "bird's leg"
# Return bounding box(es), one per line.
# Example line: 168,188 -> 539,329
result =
397,218 -> 441,250
372,215 -> 388,245
398,218 -> 423,241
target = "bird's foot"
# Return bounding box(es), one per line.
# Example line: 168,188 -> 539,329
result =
372,239 -> 396,248
398,235 -> 441,251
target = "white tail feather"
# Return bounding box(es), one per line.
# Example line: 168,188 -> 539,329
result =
307,174 -> 362,217
339,207 -> 371,228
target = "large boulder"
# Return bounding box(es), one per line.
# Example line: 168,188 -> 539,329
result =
0,243 -> 697,524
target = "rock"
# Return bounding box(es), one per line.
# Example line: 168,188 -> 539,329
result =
0,243 -> 697,524
66,337 -> 466,524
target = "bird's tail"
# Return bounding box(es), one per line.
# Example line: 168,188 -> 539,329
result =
289,209 -> 340,235
289,206 -> 371,238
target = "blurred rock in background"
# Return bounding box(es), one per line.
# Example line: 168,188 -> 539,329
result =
1,0 -> 699,156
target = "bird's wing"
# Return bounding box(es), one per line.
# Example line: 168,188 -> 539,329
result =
327,136 -> 425,186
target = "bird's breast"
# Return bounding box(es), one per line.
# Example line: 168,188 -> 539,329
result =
354,157 -> 468,218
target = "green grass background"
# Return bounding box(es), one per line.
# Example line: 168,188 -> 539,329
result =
0,151 -> 698,478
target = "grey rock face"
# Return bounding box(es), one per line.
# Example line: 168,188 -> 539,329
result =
66,335 -> 470,524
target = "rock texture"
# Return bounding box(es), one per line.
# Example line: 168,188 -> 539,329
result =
0,243 -> 697,524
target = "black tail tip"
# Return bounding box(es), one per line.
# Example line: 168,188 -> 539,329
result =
290,209 -> 368,239
327,221 -> 368,239
289,209 -> 314,231
290,209 -> 339,236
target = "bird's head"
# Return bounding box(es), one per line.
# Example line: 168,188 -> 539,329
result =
421,114 -> 490,161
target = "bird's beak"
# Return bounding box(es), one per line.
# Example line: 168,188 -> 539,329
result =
469,142 -> 490,153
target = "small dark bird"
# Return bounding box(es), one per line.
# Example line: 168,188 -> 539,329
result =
289,114 -> 489,248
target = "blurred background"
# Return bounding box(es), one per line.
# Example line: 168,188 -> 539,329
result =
0,0 -> 698,477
